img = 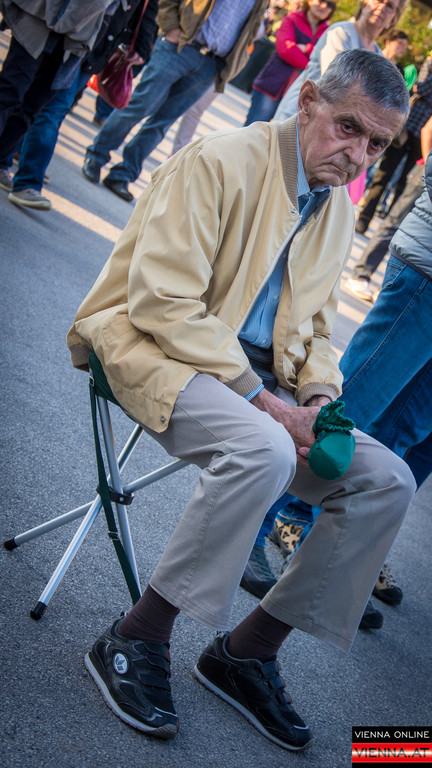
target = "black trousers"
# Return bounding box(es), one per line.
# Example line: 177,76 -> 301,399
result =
0,35 -> 64,163
353,163 -> 425,280
357,133 -> 422,230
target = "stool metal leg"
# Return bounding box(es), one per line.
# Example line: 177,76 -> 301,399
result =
4,397 -> 188,620
97,396 -> 141,595
30,496 -> 103,620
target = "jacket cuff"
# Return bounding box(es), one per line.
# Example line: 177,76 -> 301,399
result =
297,382 -> 340,406
69,343 -> 91,371
225,365 -> 262,397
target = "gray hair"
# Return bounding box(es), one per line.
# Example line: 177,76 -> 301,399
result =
316,49 -> 410,117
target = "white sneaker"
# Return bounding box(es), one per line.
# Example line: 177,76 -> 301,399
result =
8,188 -> 51,210
345,277 -> 374,301
0,167 -> 13,192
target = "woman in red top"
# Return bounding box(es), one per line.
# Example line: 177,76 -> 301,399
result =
244,0 -> 336,124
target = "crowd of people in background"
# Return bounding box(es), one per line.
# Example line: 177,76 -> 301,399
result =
0,0 -> 431,752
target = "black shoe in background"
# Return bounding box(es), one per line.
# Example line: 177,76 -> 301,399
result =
359,599 -> 384,630
103,176 -> 134,201
82,156 -> 101,184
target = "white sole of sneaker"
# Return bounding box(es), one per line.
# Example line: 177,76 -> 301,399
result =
84,653 -> 178,739
8,192 -> 51,210
193,664 -> 313,751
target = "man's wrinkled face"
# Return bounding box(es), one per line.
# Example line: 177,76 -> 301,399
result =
297,80 -> 406,188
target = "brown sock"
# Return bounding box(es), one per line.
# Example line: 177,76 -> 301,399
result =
226,605 -> 293,660
118,585 -> 180,643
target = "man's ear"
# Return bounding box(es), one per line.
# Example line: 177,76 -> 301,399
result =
297,80 -> 320,124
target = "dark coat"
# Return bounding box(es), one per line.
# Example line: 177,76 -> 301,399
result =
82,0 -> 159,74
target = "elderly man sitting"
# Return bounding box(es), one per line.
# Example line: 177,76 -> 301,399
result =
67,50 -> 415,752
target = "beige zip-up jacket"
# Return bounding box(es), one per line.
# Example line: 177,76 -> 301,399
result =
157,0 -> 269,92
67,117 -> 354,432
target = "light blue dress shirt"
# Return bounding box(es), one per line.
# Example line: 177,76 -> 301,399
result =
194,0 -> 256,58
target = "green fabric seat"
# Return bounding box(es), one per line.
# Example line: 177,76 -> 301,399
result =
88,351 -> 120,407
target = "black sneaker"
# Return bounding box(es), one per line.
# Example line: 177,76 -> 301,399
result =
240,544 -> 277,599
373,563 -> 403,606
359,599 -> 383,630
84,618 -> 179,738
194,633 -> 313,751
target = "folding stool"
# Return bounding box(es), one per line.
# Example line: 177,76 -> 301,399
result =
3,353 -> 187,620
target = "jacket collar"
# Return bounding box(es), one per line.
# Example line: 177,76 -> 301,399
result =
277,116 -> 332,216
277,116 -> 301,206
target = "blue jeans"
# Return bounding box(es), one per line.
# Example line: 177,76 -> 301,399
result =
95,94 -> 113,122
340,254 -> 432,472
12,68 -> 89,192
244,89 -> 280,125
405,431 -> 432,488
87,37 -> 217,183
0,36 -> 64,154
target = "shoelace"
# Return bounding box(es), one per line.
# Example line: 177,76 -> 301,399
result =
379,563 -> 397,586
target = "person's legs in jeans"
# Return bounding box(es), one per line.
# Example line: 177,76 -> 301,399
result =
85,37 -> 216,172
244,89 -> 280,125
341,256 -> 432,433
0,40 -> 64,164
0,36 -> 42,135
11,68 -> 90,192
94,94 -> 113,123
404,431 -> 432,489
105,56 -> 216,183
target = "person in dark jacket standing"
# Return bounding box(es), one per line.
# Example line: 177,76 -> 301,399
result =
245,0 -> 336,125
1,0 -> 158,210
0,0 -> 115,142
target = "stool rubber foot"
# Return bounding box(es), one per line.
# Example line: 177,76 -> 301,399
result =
30,602 -> 47,621
4,537 -> 18,550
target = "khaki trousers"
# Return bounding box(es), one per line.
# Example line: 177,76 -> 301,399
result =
146,374 -> 416,651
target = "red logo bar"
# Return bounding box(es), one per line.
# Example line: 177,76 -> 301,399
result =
352,743 -> 432,763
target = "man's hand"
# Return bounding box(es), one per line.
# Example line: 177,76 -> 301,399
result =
165,28 -> 181,44
251,388 -> 320,466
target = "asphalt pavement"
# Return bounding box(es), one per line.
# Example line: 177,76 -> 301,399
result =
1,39 -> 431,768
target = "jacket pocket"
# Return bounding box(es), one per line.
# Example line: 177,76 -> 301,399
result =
382,255 -> 405,289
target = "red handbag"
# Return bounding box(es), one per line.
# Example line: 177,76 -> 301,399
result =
96,0 -> 149,109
